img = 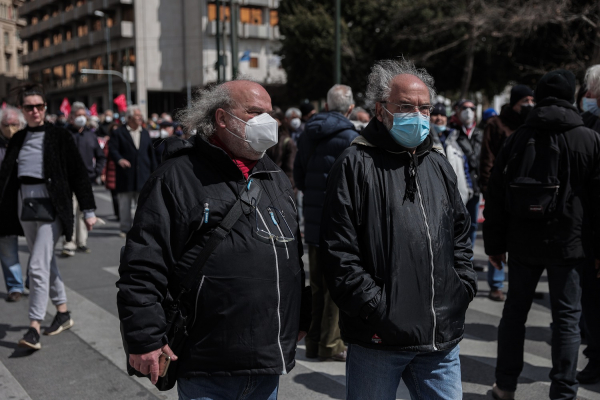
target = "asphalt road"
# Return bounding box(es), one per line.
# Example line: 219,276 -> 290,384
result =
1,187 -> 599,400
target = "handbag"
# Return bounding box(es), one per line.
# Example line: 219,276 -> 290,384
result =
122,179 -> 262,391
20,197 -> 56,222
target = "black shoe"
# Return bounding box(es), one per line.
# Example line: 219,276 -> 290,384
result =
77,245 -> 91,253
43,311 -> 74,336
577,359 -> 600,384
6,292 -> 22,302
18,328 -> 41,350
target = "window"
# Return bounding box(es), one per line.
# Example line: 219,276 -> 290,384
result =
123,7 -> 134,22
31,16 -> 38,25
92,56 -> 103,70
65,63 -> 76,87
249,57 -> 258,68
269,10 -> 278,26
122,48 -> 135,67
32,40 -> 39,51
42,68 -> 52,87
5,54 -> 11,72
77,23 -> 88,37
78,59 -> 89,83
65,5 -> 73,12
93,19 -> 102,31
66,30 -> 72,41
43,36 -> 51,47
3,32 -> 8,46
76,1 -> 85,7
42,14 -> 49,21
106,16 -> 113,28
53,65 -> 64,86
240,7 -> 262,25
8,6 -> 13,20
208,4 -> 230,21
53,32 -> 62,45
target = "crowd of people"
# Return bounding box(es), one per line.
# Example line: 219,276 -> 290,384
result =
0,57 -> 599,400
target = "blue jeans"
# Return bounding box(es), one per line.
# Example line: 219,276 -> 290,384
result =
465,195 -> 479,250
177,375 -> 279,400
488,260 -> 505,290
346,344 -> 462,400
0,235 -> 24,294
496,257 -> 581,399
580,258 -> 600,361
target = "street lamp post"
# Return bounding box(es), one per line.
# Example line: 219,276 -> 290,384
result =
79,68 -> 131,106
94,10 -> 112,111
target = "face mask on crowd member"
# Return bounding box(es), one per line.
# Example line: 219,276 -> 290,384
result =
430,103 -> 447,135
384,106 -> 430,148
582,97 -> 600,116
459,106 -> 475,126
74,115 -> 87,128
225,111 -> 279,154
1,119 -> 20,138
510,85 -> 535,120
105,115 -> 113,123
290,117 -> 301,130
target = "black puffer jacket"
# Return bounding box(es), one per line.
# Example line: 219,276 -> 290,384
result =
320,118 -> 477,352
117,135 -> 311,377
0,124 -> 96,240
450,120 -> 483,195
484,98 -> 600,263
294,112 -> 357,245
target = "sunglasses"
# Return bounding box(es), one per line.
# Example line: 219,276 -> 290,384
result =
461,106 -> 476,111
22,104 -> 46,112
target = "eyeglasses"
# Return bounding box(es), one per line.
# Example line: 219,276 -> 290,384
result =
22,104 -> 45,113
254,202 -> 295,243
382,101 -> 433,116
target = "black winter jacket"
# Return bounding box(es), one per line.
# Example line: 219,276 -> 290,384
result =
108,125 -> 157,193
294,112 -> 357,245
320,118 -> 477,352
68,125 -> 106,182
117,135 -> 311,377
483,98 -> 600,263
0,124 -> 96,240
450,121 -> 483,195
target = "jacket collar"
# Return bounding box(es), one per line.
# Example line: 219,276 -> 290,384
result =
525,97 -> 583,131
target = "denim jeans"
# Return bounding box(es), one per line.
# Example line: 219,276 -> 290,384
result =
177,375 -> 279,400
465,195 -> 480,250
487,260 -> 505,290
580,258 -> 600,362
346,344 -> 462,400
0,235 -> 24,294
496,257 -> 581,400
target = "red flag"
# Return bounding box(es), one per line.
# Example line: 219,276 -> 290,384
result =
113,94 -> 127,112
89,103 -> 98,116
60,98 -> 71,116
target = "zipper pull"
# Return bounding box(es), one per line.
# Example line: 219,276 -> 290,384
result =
268,208 -> 278,225
203,203 -> 210,224
247,179 -> 253,191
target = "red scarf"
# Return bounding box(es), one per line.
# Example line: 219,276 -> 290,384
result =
210,135 -> 258,179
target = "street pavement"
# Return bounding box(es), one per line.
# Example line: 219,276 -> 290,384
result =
1,187 -> 599,400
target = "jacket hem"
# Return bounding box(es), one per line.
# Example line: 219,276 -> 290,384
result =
342,334 -> 463,353
180,360 -> 296,377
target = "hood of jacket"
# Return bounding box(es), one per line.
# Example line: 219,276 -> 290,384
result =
525,97 -> 584,132
161,135 -> 196,161
304,111 -> 356,142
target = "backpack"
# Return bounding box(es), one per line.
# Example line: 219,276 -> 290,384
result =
503,129 -> 570,219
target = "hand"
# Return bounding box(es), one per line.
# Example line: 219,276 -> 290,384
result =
489,254 -> 506,271
297,331 -> 307,343
129,344 -> 178,385
84,216 -> 97,231
119,159 -> 131,168
595,259 -> 600,278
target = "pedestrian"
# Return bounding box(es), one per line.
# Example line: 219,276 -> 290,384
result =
484,70 -> 600,400
573,64 -> 600,385
429,102 -> 473,205
99,109 -> 114,137
266,109 -> 297,188
284,107 -> 303,144
479,84 -> 534,302
0,106 -> 26,302
294,84 -> 358,362
154,120 -> 175,164
62,102 -> 106,256
449,99 -> 483,253
117,79 -> 311,399
320,59 -> 477,400
349,106 -> 371,131
108,105 -> 157,237
0,84 -> 97,350
101,123 -> 120,220
299,102 -> 316,129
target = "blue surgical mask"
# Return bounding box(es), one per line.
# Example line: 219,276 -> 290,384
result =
432,123 -> 447,134
384,108 -> 430,148
582,97 -> 600,116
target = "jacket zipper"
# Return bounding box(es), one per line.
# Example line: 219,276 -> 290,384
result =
189,275 -> 205,329
415,175 -> 438,351
268,207 -> 289,259
257,208 -> 287,374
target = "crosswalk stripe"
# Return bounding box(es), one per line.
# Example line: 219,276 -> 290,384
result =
0,357 -> 33,400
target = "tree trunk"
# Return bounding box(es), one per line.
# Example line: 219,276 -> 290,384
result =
460,24 -> 476,99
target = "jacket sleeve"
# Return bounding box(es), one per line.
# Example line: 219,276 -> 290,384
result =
283,138 -> 297,189
479,123 -> 496,197
295,212 -> 311,332
116,176 -> 184,354
451,178 -> 477,300
590,135 -> 600,259
293,135 -> 307,192
108,129 -> 125,163
64,131 -> 96,210
320,150 -> 384,323
93,136 -> 107,179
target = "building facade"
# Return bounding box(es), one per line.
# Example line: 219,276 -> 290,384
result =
0,0 -> 27,104
18,0 -> 284,116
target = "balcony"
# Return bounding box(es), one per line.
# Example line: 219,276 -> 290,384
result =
19,0 -> 132,20
21,21 -> 133,64
208,21 -> 270,40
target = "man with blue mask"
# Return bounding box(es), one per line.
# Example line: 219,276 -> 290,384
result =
320,58 -> 477,400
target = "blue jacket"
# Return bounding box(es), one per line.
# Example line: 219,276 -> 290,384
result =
294,112 -> 358,245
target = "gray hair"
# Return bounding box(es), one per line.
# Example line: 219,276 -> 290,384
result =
285,107 -> 301,118
366,58 -> 436,107
177,84 -> 236,139
71,101 -> 86,114
349,106 -> 367,120
327,84 -> 354,113
585,65 -> 600,98
126,105 -> 143,119
0,105 -> 26,129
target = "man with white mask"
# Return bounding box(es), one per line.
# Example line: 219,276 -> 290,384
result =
284,107 -> 303,143
117,79 -> 311,399
62,102 -> 105,256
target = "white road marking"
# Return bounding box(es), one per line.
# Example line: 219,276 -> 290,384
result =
103,266 -> 120,277
0,358 -> 33,400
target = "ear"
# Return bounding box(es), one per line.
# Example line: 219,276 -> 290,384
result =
345,104 -> 355,118
215,108 -> 227,129
375,102 -> 384,122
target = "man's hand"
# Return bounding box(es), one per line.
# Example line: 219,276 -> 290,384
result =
596,259 -> 600,278
84,216 -> 97,231
489,254 -> 506,271
297,331 -> 307,343
119,159 -> 131,168
129,344 -> 178,385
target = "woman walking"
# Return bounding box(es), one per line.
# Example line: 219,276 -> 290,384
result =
0,85 -> 97,350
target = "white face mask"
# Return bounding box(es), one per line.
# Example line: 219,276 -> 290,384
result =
459,108 -> 475,126
290,117 -> 301,130
225,111 -> 279,154
74,115 -> 87,128
160,129 -> 169,139
105,116 -> 113,123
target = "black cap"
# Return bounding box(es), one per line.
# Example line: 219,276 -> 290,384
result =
534,69 -> 576,103
509,85 -> 534,107
431,103 -> 447,117
299,102 -> 314,116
